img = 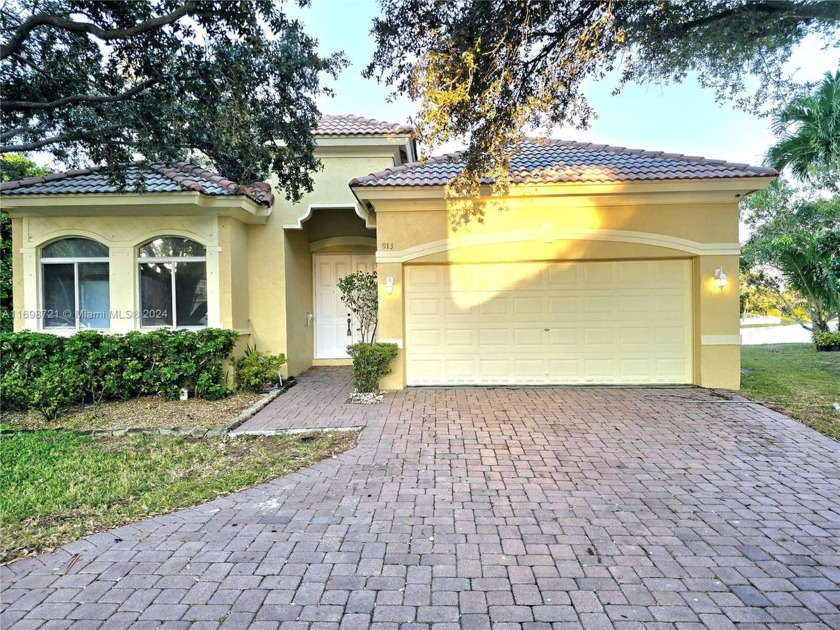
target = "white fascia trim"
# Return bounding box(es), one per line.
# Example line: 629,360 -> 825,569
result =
314,136 -> 413,148
701,335 -> 742,346
3,192 -> 270,221
353,177 -> 778,204
283,203 -> 376,230
376,228 -> 740,263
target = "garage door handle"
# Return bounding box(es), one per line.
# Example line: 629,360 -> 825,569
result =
544,328 -> 550,332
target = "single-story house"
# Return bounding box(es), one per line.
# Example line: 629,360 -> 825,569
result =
1,114 -> 776,390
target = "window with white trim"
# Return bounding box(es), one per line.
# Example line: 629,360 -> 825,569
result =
41,238 -> 110,330
138,237 -> 207,328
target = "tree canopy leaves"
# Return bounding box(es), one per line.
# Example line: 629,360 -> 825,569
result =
766,70 -> 840,188
0,0 -> 345,201
366,1 -> 840,195
741,180 -> 840,332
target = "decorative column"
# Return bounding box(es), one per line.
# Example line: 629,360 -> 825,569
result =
19,246 -> 37,332
108,246 -> 135,333
205,245 -> 222,328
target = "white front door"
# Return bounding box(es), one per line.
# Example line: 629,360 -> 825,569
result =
313,254 -> 376,359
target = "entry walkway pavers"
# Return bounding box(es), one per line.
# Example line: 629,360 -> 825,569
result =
2,367 -> 839,629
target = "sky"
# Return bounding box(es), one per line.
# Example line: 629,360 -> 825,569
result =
289,0 -> 839,167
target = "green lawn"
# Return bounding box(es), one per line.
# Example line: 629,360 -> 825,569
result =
740,343 -> 840,441
0,430 -> 357,564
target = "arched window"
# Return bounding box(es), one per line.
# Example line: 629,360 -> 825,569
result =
138,237 -> 207,328
41,238 -> 110,329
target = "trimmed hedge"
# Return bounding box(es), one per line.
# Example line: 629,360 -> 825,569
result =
346,342 -> 399,393
1,329 -> 238,420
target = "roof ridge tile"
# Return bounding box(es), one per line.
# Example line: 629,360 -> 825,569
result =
317,113 -> 414,136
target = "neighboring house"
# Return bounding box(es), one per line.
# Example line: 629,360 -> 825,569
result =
1,115 -> 776,390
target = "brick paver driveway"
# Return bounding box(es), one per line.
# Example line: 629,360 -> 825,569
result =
3,368 -> 839,629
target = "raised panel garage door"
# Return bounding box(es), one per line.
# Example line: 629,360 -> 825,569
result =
404,260 -> 692,385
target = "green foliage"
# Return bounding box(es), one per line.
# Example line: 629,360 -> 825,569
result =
740,269 -> 811,320
0,154 -> 50,333
813,330 -> 840,347
366,1 -> 839,224
30,364 -> 85,421
0,328 -> 238,418
766,70 -> 840,188
0,429 -> 357,563
64,331 -> 126,404
0,369 -> 28,412
233,346 -> 287,392
741,344 -> 840,441
741,179 -> 840,332
337,271 -> 379,343
0,153 -> 49,182
0,1 -> 346,200
0,331 -> 66,385
346,342 -> 399,393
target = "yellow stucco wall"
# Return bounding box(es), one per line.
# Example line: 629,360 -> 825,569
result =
11,217 -> 23,332
245,219 -> 286,360
275,149 -> 404,229
694,254 -> 742,389
283,227 -> 314,376
369,187 -> 752,391
372,198 -> 740,250
219,217 -> 251,330
308,208 -> 373,241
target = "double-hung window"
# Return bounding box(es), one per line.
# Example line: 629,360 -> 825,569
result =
138,237 -> 207,328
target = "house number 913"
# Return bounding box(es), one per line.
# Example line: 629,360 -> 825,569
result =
380,242 -> 394,250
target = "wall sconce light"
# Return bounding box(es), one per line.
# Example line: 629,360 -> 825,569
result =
714,268 -> 727,290
385,274 -> 394,295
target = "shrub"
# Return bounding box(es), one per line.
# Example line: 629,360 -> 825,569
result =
0,369 -> 29,411
121,328 -> 238,399
0,330 -> 66,380
30,363 -> 85,421
346,342 -> 399,393
64,331 -> 125,404
813,330 -> 840,347
0,328 -> 239,419
234,346 -> 287,392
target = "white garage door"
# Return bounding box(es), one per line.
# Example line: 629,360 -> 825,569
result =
405,260 -> 692,385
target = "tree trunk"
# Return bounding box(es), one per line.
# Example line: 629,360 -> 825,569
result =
813,318 -> 830,333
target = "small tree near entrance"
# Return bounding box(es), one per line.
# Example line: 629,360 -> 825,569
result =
337,270 -> 398,395
338,271 -> 378,343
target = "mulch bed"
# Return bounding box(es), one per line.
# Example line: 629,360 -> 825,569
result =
2,391 -> 266,432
